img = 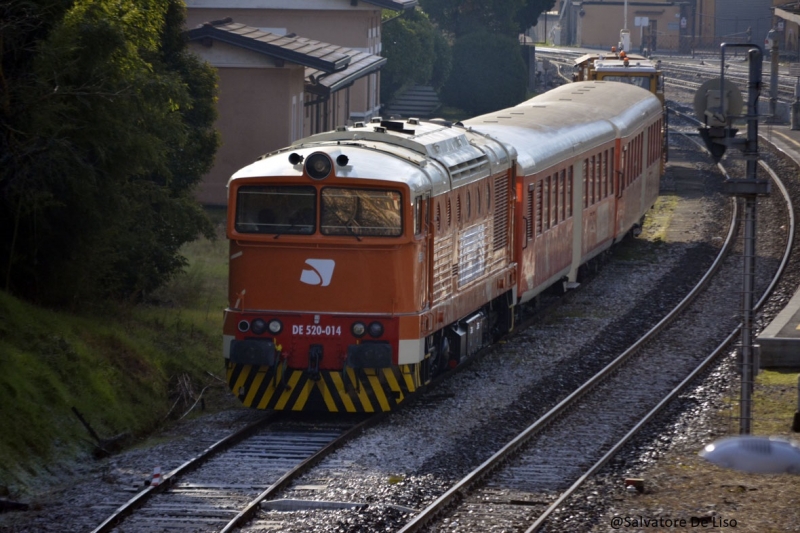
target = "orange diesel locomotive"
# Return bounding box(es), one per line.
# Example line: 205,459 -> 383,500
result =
223,81 -> 664,412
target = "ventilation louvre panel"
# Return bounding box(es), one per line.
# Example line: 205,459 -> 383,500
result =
493,175 -> 509,251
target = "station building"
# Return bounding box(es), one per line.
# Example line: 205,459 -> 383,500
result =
544,1 -> 775,55
184,0 -> 415,205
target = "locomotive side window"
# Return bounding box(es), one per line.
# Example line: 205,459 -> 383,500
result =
321,188 -> 402,237
235,185 -> 316,235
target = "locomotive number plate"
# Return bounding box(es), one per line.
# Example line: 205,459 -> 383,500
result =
292,325 -> 342,336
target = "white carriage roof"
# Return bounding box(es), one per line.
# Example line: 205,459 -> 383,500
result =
463,81 -> 662,175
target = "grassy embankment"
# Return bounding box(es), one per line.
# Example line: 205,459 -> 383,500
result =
0,210 -> 233,497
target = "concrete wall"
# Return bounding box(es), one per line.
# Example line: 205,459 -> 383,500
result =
577,2 -> 683,52
185,1 -> 386,204
189,40 -> 306,205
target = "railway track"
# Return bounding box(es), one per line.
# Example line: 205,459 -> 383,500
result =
92,414 -> 377,532
388,130 -> 792,532
6,50 -> 793,533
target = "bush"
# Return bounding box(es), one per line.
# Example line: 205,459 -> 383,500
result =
380,10 -> 451,104
441,31 -> 527,116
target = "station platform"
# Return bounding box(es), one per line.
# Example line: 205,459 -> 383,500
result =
756,124 -> 800,367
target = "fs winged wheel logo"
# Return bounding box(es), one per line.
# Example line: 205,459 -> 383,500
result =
300,259 -> 335,286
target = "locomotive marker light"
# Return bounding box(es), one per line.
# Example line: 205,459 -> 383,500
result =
351,322 -> 366,337
251,318 -> 267,335
695,43 -> 770,435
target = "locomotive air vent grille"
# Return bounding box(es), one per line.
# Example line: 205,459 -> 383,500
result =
446,198 -> 452,227
448,155 -> 489,181
493,175 -> 509,251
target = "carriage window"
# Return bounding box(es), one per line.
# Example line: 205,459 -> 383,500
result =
235,185 -> 316,235
321,188 -> 402,237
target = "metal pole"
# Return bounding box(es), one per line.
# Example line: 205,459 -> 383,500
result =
771,32 -> 779,120
739,47 -> 763,435
718,43 -> 765,435
792,78 -> 800,130
740,196 -> 756,434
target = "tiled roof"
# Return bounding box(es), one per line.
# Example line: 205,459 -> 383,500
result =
306,46 -> 386,95
362,0 -> 417,10
187,19 -> 387,95
187,19 -> 351,72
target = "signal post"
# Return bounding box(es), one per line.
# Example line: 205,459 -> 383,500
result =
696,43 -> 770,435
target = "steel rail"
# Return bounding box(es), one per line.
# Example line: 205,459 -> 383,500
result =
397,133 -> 742,533
219,413 -> 384,533
91,412 -> 279,533
525,149 -> 794,532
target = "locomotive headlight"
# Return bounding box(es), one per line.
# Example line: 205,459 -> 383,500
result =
351,322 -> 366,337
306,153 -> 332,180
268,319 -> 283,334
238,320 -> 250,333
251,318 -> 267,335
368,321 -> 384,338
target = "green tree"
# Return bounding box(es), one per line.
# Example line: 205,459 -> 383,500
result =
0,0 -> 218,305
380,9 -> 451,105
441,30 -> 527,116
419,0 -> 555,37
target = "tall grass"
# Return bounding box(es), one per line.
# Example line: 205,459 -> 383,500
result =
0,210 -> 231,496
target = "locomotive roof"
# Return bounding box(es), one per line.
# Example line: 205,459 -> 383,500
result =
232,119 -> 512,197
230,142 -> 441,196
463,81 -> 662,175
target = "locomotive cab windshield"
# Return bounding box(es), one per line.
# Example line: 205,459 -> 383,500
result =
234,184 -> 403,238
